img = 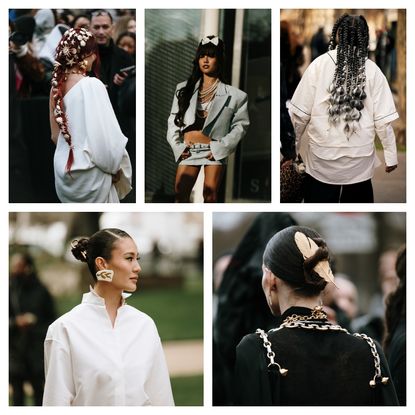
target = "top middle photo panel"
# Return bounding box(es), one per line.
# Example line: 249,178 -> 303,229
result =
145,9 -> 271,204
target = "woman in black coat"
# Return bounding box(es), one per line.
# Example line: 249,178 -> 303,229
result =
384,246 -> 406,405
234,226 -> 399,405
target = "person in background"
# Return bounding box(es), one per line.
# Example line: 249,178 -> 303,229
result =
214,213 -> 296,404
384,246 -> 406,406
9,252 -> 56,405
32,9 -> 55,55
89,9 -> 133,116
352,249 -> 399,343
72,14 -> 90,30
116,31 -> 136,61
113,15 -> 136,43
9,15 -> 47,97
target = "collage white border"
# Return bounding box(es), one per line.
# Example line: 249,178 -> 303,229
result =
2,0 -> 412,413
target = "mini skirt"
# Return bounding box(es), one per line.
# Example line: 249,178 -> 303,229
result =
179,143 -> 224,166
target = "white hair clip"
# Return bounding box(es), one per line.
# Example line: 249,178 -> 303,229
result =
294,232 -> 337,287
96,270 -> 114,282
201,36 -> 219,46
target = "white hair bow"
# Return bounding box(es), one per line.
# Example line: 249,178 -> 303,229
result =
201,36 -> 219,46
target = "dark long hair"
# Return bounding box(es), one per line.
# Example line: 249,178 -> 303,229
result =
327,14 -> 369,138
71,228 -> 131,280
383,246 -> 406,352
174,36 -> 226,128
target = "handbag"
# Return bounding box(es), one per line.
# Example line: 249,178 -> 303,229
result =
280,155 -> 306,203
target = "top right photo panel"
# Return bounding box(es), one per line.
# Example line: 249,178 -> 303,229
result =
280,9 -> 406,203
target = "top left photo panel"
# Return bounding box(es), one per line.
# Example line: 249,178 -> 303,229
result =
9,8 -> 136,203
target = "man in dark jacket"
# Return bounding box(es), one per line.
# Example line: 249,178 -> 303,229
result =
90,9 -> 133,117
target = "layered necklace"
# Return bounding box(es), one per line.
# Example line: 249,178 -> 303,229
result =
198,78 -> 219,118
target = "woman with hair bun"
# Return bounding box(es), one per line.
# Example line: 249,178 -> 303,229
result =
50,28 -> 132,203
43,228 -> 174,406
287,15 -> 399,203
167,35 -> 250,203
234,225 -> 398,405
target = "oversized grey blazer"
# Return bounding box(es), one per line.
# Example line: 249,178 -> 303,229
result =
166,80 -> 250,162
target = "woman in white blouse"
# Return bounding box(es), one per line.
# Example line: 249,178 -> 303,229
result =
50,28 -> 132,203
287,14 -> 398,203
42,228 -> 174,406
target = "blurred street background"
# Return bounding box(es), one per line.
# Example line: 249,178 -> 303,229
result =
9,212 -> 203,406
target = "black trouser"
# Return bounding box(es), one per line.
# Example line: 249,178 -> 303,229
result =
304,174 -> 374,203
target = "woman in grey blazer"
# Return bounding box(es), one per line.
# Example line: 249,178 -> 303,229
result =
167,36 -> 249,203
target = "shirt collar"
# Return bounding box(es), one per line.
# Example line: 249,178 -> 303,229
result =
82,286 -> 132,306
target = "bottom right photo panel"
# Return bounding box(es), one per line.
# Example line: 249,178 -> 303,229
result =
212,212 -> 405,406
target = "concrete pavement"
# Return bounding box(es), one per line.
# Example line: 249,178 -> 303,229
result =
372,150 -> 406,203
163,339 -> 203,377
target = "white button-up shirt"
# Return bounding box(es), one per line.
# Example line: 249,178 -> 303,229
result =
43,289 -> 174,406
288,49 -> 398,185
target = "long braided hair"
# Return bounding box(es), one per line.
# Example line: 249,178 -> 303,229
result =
174,36 -> 226,128
51,28 -> 98,173
327,15 -> 369,138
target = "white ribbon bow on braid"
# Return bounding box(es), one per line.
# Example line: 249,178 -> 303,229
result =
201,36 -> 219,46
294,232 -> 337,287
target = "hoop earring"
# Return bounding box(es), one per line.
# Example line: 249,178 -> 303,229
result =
96,270 -> 114,282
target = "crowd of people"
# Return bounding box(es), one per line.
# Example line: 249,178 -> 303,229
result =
9,9 -> 136,202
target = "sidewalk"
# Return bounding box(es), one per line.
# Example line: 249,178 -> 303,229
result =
372,150 -> 406,203
163,339 -> 203,377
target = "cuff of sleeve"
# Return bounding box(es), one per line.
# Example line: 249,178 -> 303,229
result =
287,101 -> 311,120
384,149 -> 398,167
374,112 -> 399,128
209,141 -> 227,161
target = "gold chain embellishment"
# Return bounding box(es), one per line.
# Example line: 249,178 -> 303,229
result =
282,305 -> 327,325
266,313 -> 389,388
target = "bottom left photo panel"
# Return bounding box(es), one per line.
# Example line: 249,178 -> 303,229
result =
9,211 -> 203,406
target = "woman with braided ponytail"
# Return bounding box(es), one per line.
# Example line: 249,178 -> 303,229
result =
234,225 -> 399,405
287,15 -> 399,203
50,28 -> 132,203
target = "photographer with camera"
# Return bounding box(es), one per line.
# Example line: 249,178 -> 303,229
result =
9,15 -> 48,97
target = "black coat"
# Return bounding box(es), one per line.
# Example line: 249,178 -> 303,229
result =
234,306 -> 399,406
387,319 -> 406,405
97,40 -> 133,117
9,274 -> 56,379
